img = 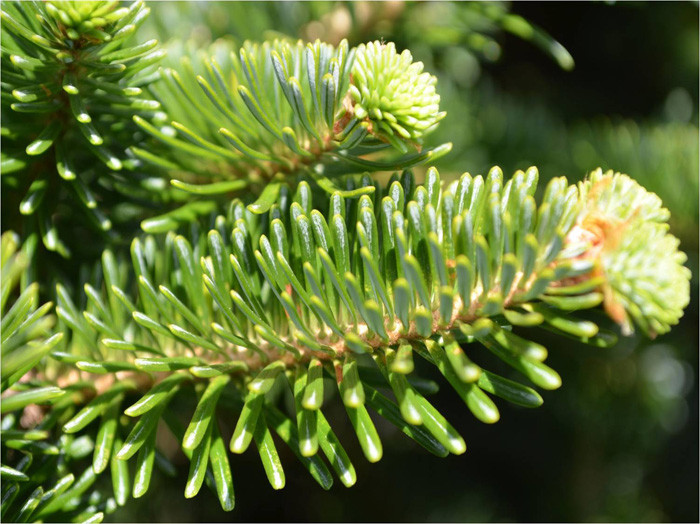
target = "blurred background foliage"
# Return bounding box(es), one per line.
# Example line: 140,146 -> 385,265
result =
112,1 -> 698,521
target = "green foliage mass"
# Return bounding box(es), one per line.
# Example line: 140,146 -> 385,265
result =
1,1 -> 165,257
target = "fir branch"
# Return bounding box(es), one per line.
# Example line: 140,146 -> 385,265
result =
132,38 -> 452,232
33,166 -> 689,511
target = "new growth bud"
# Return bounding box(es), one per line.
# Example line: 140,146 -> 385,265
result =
572,170 -> 690,337
347,41 -> 445,151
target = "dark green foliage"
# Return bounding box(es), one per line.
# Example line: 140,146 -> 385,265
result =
1,232 -> 113,523
1,1 -> 166,256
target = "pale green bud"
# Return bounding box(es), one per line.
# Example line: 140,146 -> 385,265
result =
574,169 -> 690,337
347,41 -> 445,151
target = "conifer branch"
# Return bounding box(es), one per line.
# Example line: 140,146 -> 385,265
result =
32,166 -> 689,511
133,38 -> 452,232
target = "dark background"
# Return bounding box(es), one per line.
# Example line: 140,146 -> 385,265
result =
112,2 -> 699,521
